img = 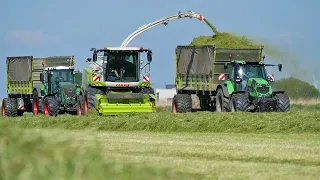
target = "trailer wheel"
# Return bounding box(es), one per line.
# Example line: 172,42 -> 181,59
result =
216,88 -> 230,112
2,98 -> 18,117
275,93 -> 290,112
43,96 -> 59,116
32,90 -> 39,115
87,86 -> 104,109
230,93 -> 250,112
172,94 -> 191,113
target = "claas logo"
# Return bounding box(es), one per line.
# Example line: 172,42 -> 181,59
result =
116,84 -> 130,87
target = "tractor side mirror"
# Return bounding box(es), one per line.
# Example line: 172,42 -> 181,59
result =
224,63 -> 228,69
40,73 -> 44,82
93,52 -> 97,62
147,52 -> 152,62
86,58 -> 92,62
278,64 -> 282,72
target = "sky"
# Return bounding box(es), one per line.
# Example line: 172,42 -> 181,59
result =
1,0 -> 319,97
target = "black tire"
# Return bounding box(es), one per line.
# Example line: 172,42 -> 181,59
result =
43,96 -> 60,116
172,94 -> 192,113
86,86 -> 104,109
141,87 -> 155,95
229,93 -> 250,112
32,90 -> 39,115
215,88 -> 230,112
275,93 -> 290,112
2,98 -> 18,117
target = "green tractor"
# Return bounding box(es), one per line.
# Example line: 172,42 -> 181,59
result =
35,66 -> 85,116
172,45 -> 290,113
82,46 -> 156,115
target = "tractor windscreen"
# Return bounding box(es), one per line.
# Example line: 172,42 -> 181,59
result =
104,51 -> 139,82
238,64 -> 267,80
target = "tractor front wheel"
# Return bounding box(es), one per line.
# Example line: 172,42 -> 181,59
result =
275,93 -> 290,112
1,98 -> 18,117
230,93 -> 250,112
43,96 -> 59,116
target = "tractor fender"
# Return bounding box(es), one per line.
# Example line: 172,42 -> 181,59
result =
217,84 -> 230,98
231,90 -> 246,95
272,91 -> 285,95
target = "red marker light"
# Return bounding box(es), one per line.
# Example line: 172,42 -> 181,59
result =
229,54 -> 232,59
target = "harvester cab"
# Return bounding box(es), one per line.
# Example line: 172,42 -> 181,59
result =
82,47 -> 156,115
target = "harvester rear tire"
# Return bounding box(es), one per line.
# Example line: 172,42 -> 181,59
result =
2,98 -> 18,117
43,96 -> 59,116
141,87 -> 155,95
215,88 -> 230,112
87,86 -> 104,109
172,94 -> 192,113
275,93 -> 290,112
230,93 -> 250,112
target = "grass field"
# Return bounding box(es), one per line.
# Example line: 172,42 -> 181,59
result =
1,104 -> 320,179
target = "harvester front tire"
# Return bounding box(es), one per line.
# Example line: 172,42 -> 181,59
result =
230,93 -> 250,112
215,88 -> 230,112
43,96 -> 59,116
2,98 -> 18,117
87,86 -> 104,109
172,94 -> 192,113
275,93 -> 290,112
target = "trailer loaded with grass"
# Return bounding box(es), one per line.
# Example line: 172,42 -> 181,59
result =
172,45 -> 290,113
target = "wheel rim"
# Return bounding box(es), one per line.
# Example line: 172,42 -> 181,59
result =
77,101 -> 82,116
84,97 -> 89,115
44,102 -> 49,116
33,99 -> 38,115
2,105 -> 5,116
172,102 -> 177,114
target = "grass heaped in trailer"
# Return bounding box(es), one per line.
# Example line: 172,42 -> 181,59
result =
191,18 -> 260,48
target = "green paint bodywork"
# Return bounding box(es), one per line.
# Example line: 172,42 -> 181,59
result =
224,80 -> 235,94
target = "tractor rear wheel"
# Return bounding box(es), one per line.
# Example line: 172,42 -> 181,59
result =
172,94 -> 192,113
230,93 -> 250,112
2,98 -> 18,117
43,96 -> 59,116
215,88 -> 230,112
86,86 -> 104,109
275,93 -> 290,112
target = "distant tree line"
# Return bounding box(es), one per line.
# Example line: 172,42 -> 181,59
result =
273,77 -> 320,99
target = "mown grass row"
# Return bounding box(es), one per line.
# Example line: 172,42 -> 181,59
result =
0,104 -> 319,134
0,127 -> 193,180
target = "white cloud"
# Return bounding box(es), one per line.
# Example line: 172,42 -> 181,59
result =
4,30 -> 62,44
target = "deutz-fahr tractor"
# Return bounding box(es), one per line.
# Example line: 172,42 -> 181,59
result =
172,45 -> 290,113
81,46 -> 156,115
35,66 -> 85,116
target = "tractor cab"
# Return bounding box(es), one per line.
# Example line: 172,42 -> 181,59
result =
230,59 -> 282,97
86,47 -> 152,83
40,66 -> 76,95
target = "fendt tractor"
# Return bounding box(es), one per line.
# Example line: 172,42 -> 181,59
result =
2,56 -> 84,117
82,47 -> 156,115
172,45 -> 290,113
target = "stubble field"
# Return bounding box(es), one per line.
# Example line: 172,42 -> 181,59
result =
0,104 -> 319,179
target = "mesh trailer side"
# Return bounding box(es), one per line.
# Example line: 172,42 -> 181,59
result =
45,56 -> 74,67
212,47 -> 262,85
175,45 -> 216,91
6,56 -> 34,95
